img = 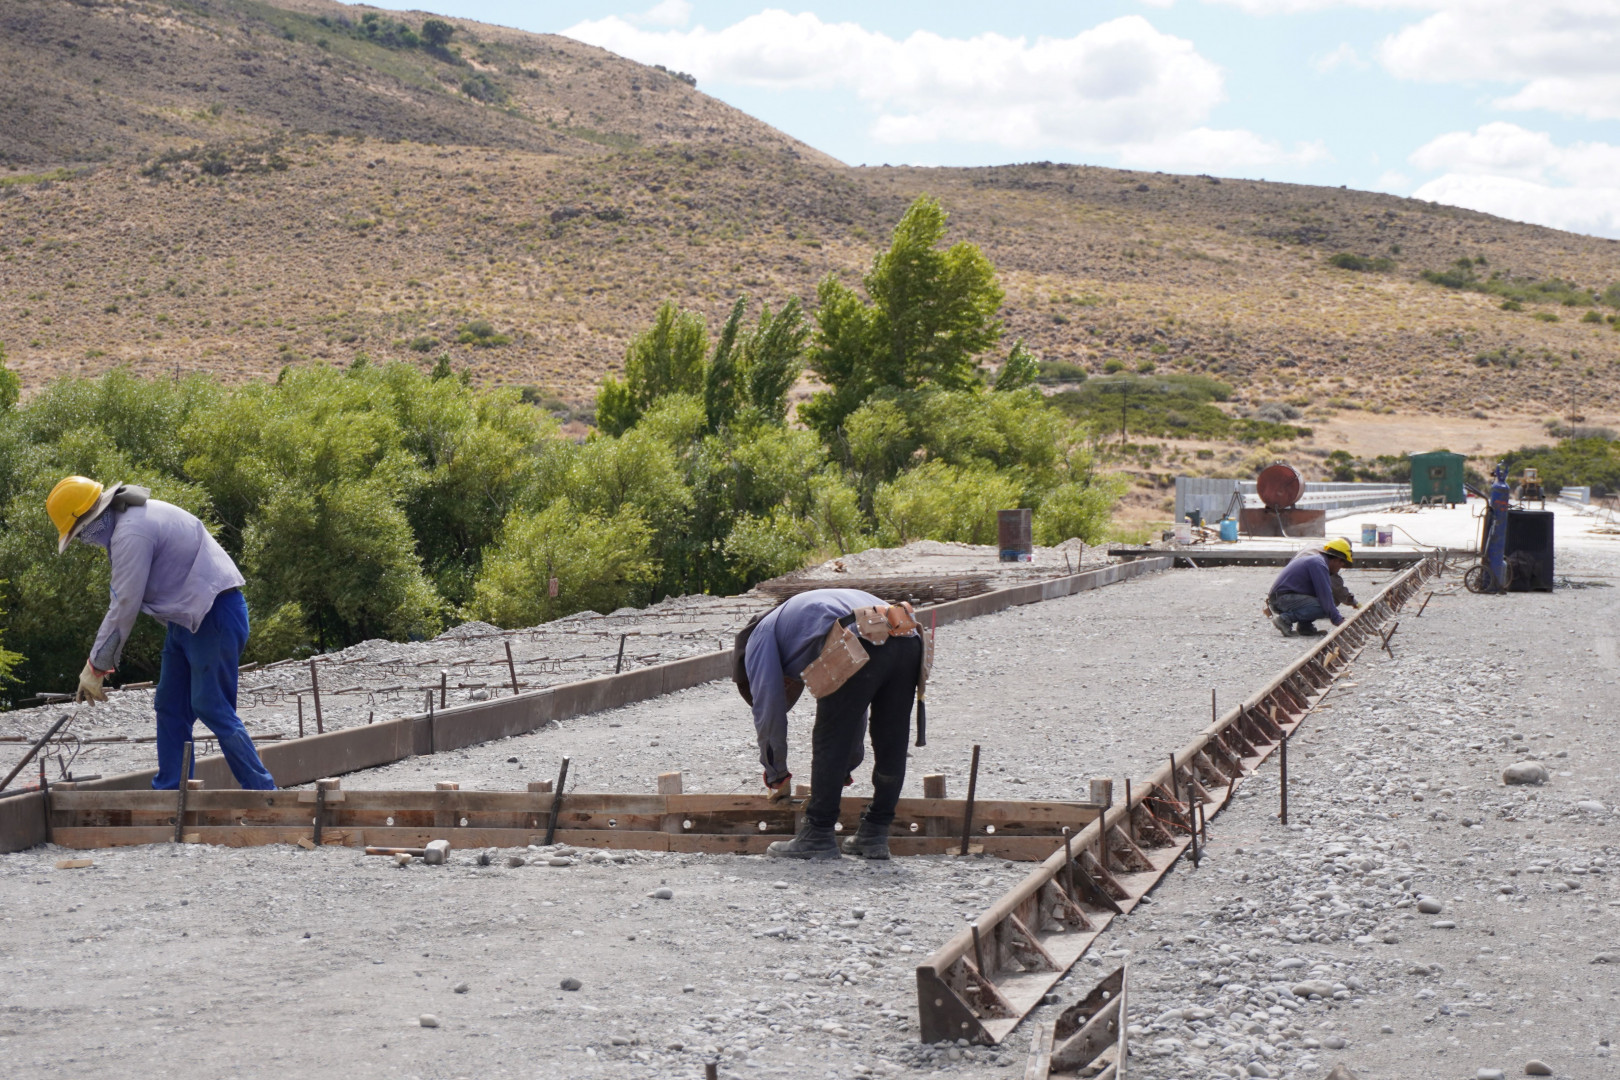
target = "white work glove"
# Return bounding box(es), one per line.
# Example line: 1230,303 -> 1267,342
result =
76,660 -> 109,704
764,772 -> 792,803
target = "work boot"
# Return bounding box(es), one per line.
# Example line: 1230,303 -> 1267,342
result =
840,818 -> 891,860
1296,622 -> 1326,637
766,822 -> 841,860
1271,613 -> 1295,637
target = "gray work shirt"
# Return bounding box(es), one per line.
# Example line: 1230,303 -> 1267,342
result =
87,500 -> 245,671
744,588 -> 883,784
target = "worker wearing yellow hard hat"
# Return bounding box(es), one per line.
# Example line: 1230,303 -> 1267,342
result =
1264,537 -> 1356,637
47,475 -> 277,790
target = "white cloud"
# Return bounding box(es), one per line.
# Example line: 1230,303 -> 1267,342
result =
1409,123 -> 1620,237
1312,42 -> 1366,72
632,0 -> 692,28
1379,1 -> 1620,118
1117,128 -> 1329,170
564,10 -> 1301,170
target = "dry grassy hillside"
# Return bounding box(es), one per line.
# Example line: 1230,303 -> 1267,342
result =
3,0 -> 1619,440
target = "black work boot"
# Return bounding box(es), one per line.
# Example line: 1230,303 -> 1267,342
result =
766,822 -> 841,860
840,818 -> 891,860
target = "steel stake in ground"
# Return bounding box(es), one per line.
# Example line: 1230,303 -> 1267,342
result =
615,634 -> 627,674
960,744 -> 981,856
543,756 -> 571,846
1279,731 -> 1289,826
505,641 -> 519,695
174,741 -> 193,843
309,658 -> 324,735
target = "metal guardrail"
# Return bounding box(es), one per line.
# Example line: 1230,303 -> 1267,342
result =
1174,477 -> 1409,524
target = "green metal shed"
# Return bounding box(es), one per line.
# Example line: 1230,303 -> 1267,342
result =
1410,450 -> 1466,506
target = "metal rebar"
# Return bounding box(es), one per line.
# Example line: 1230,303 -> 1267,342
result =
39,760 -> 52,844
0,713 -> 71,793
296,697 -> 305,739
174,742 -> 193,843
309,659 -> 324,735
1279,731 -> 1289,826
439,670 -> 447,710
544,756 -> 570,846
1124,778 -> 1136,846
960,744 -> 981,856
313,785 -> 326,846
505,641 -> 519,695
614,634 -> 627,674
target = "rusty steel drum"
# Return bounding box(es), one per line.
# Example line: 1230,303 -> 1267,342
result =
1255,463 -> 1304,509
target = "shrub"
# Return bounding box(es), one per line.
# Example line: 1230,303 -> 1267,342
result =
1328,253 -> 1394,272
457,320 -> 511,347
467,499 -> 657,627
1032,475 -> 1127,545
872,462 -> 1023,546
1102,359 -> 1125,374
1582,310 -> 1604,324
1035,360 -> 1088,384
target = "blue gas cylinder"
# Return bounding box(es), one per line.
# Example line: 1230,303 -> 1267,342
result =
1219,518 -> 1238,542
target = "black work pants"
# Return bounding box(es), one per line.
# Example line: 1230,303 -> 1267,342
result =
805,634 -> 922,830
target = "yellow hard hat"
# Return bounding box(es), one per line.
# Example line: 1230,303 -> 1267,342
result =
1323,537 -> 1353,564
46,476 -> 105,554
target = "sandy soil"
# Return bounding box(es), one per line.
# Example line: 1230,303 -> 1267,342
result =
1307,413 -> 1572,462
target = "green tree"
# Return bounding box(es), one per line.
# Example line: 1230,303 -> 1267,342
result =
993,340 -> 1038,392
596,302 -> 709,435
802,195 -> 1004,441
420,18 -> 455,49
468,499 -> 656,626
0,344 -> 19,413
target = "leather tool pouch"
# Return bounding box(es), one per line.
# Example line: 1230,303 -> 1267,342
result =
801,622 -> 869,699
885,601 -> 919,636
852,605 -> 890,645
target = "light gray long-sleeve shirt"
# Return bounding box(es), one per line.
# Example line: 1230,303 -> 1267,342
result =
87,500 -> 245,671
744,588 -> 883,784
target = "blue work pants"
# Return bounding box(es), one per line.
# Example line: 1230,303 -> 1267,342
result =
152,590 -> 277,790
1271,591 -> 1328,630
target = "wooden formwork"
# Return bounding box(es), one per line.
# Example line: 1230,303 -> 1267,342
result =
45,788 -> 1100,861
918,551 -> 1445,1054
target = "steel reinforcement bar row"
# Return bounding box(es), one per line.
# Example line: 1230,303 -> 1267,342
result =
916,550 -> 1445,1058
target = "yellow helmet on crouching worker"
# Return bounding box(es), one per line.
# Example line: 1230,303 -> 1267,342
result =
1322,537 -> 1354,565
46,475 -> 108,555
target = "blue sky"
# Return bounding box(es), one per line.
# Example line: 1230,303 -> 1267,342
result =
349,1 -> 1620,237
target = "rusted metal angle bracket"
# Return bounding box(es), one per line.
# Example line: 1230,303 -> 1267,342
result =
916,556 -> 1440,1046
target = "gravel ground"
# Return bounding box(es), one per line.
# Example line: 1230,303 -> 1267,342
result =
0,541 -> 1111,783
1045,529 -> 1620,1080
0,559 -> 1374,1080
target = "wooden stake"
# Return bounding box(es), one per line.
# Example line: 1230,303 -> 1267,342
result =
657,771 -> 684,795
922,773 -> 947,799
960,744 -> 981,857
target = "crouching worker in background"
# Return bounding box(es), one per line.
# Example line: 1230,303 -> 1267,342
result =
1266,538 -> 1354,638
733,588 -> 931,860
47,476 -> 277,791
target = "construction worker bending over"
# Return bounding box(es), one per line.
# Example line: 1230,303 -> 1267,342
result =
47,476 -> 277,791
734,588 -> 930,860
1266,538 -> 1354,637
